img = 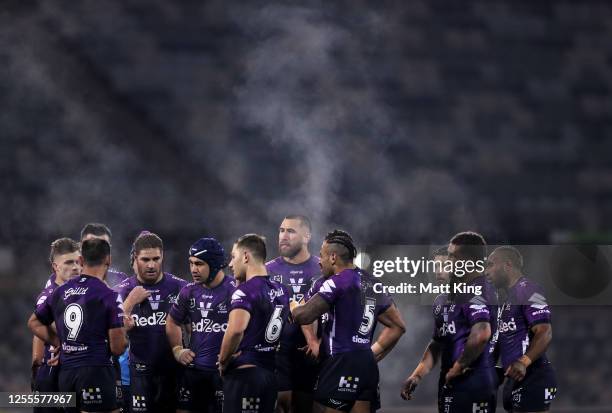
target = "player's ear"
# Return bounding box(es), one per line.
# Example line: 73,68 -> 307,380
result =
106,254 -> 112,268
51,261 -> 58,273
78,255 -> 84,267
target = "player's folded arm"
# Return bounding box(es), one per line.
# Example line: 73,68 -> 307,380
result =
523,322 -> 552,363
27,312 -> 59,347
292,293 -> 330,325
372,304 -> 406,361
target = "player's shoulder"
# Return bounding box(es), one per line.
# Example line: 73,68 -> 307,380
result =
35,284 -> 57,306
265,256 -> 284,269
166,272 -> 188,287
514,276 -> 547,304
115,275 -> 136,291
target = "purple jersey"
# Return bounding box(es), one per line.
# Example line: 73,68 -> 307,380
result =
228,275 -> 290,372
115,272 -> 187,368
34,284 -> 60,364
169,276 -> 236,370
432,275 -> 498,371
314,268 -> 393,357
306,276 -> 334,357
266,256 -> 321,349
497,276 -> 551,370
34,274 -> 124,369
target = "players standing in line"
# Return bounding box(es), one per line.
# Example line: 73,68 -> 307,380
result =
219,234 -> 290,413
486,246 -> 557,412
31,238 -> 81,413
401,231 -> 498,413
166,237 -> 235,413
28,239 -> 128,413
266,215 -> 321,413
116,232 -> 188,413
292,230 -> 406,413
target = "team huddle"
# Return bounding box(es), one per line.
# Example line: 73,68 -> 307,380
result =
27,218 -> 557,413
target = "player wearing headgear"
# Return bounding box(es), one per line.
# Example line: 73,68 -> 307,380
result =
265,215 -> 321,413
219,234 -> 291,413
166,237 -> 235,413
402,231 -> 498,413
486,246 -> 557,412
116,232 -> 188,413
28,238 -> 128,413
31,238 -> 81,413
292,230 -> 406,413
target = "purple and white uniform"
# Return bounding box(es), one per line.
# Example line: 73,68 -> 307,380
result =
228,275 -> 290,372
169,276 -> 236,370
498,276 -> 552,369
266,256 -> 320,350
34,274 -> 124,368
314,268 -> 393,357
116,272 -> 187,370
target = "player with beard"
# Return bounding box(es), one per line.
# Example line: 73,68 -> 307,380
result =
167,237 -> 235,413
292,230 -> 406,413
219,234 -> 290,413
31,238 -> 81,413
402,231 -> 498,412
116,232 -> 188,413
28,239 -> 128,413
486,246 -> 557,412
266,215 -> 321,413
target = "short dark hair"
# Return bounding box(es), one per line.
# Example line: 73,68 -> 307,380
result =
235,234 -> 267,262
132,232 -> 163,257
81,239 -> 111,266
450,231 -> 487,261
49,238 -> 80,264
284,215 -> 312,232
492,246 -> 524,269
431,246 -> 448,259
325,229 -> 357,262
80,223 -> 112,241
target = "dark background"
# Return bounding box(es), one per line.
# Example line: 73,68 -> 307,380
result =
1,0 -> 611,410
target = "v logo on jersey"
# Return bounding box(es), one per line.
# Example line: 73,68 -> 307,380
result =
528,293 -> 548,309
289,278 -> 304,293
320,279 -> 336,294
199,301 -> 212,318
148,294 -> 162,310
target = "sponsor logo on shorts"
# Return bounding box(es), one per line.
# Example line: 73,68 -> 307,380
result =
472,401 -> 489,412
544,387 -> 557,402
338,376 -> 359,392
132,395 -> 147,411
241,397 -> 260,413
82,387 -> 102,404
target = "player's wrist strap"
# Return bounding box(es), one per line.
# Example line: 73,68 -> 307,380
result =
172,345 -> 184,360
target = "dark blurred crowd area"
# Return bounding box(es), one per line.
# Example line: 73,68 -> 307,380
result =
1,0 -> 612,409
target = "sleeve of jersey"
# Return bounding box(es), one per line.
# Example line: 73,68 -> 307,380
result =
34,289 -> 55,326
169,287 -> 190,323
230,287 -> 253,313
315,277 -> 341,305
522,286 -> 552,327
106,291 -> 125,329
375,291 -> 394,316
465,295 -> 491,326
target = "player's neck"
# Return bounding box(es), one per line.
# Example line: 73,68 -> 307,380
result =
245,264 -> 268,281
203,271 -> 225,289
83,265 -> 108,281
333,263 -> 356,275
282,249 -> 311,265
506,272 -> 523,290
137,272 -> 164,285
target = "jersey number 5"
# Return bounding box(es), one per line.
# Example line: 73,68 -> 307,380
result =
64,303 -> 84,341
265,305 -> 284,343
358,299 -> 376,335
